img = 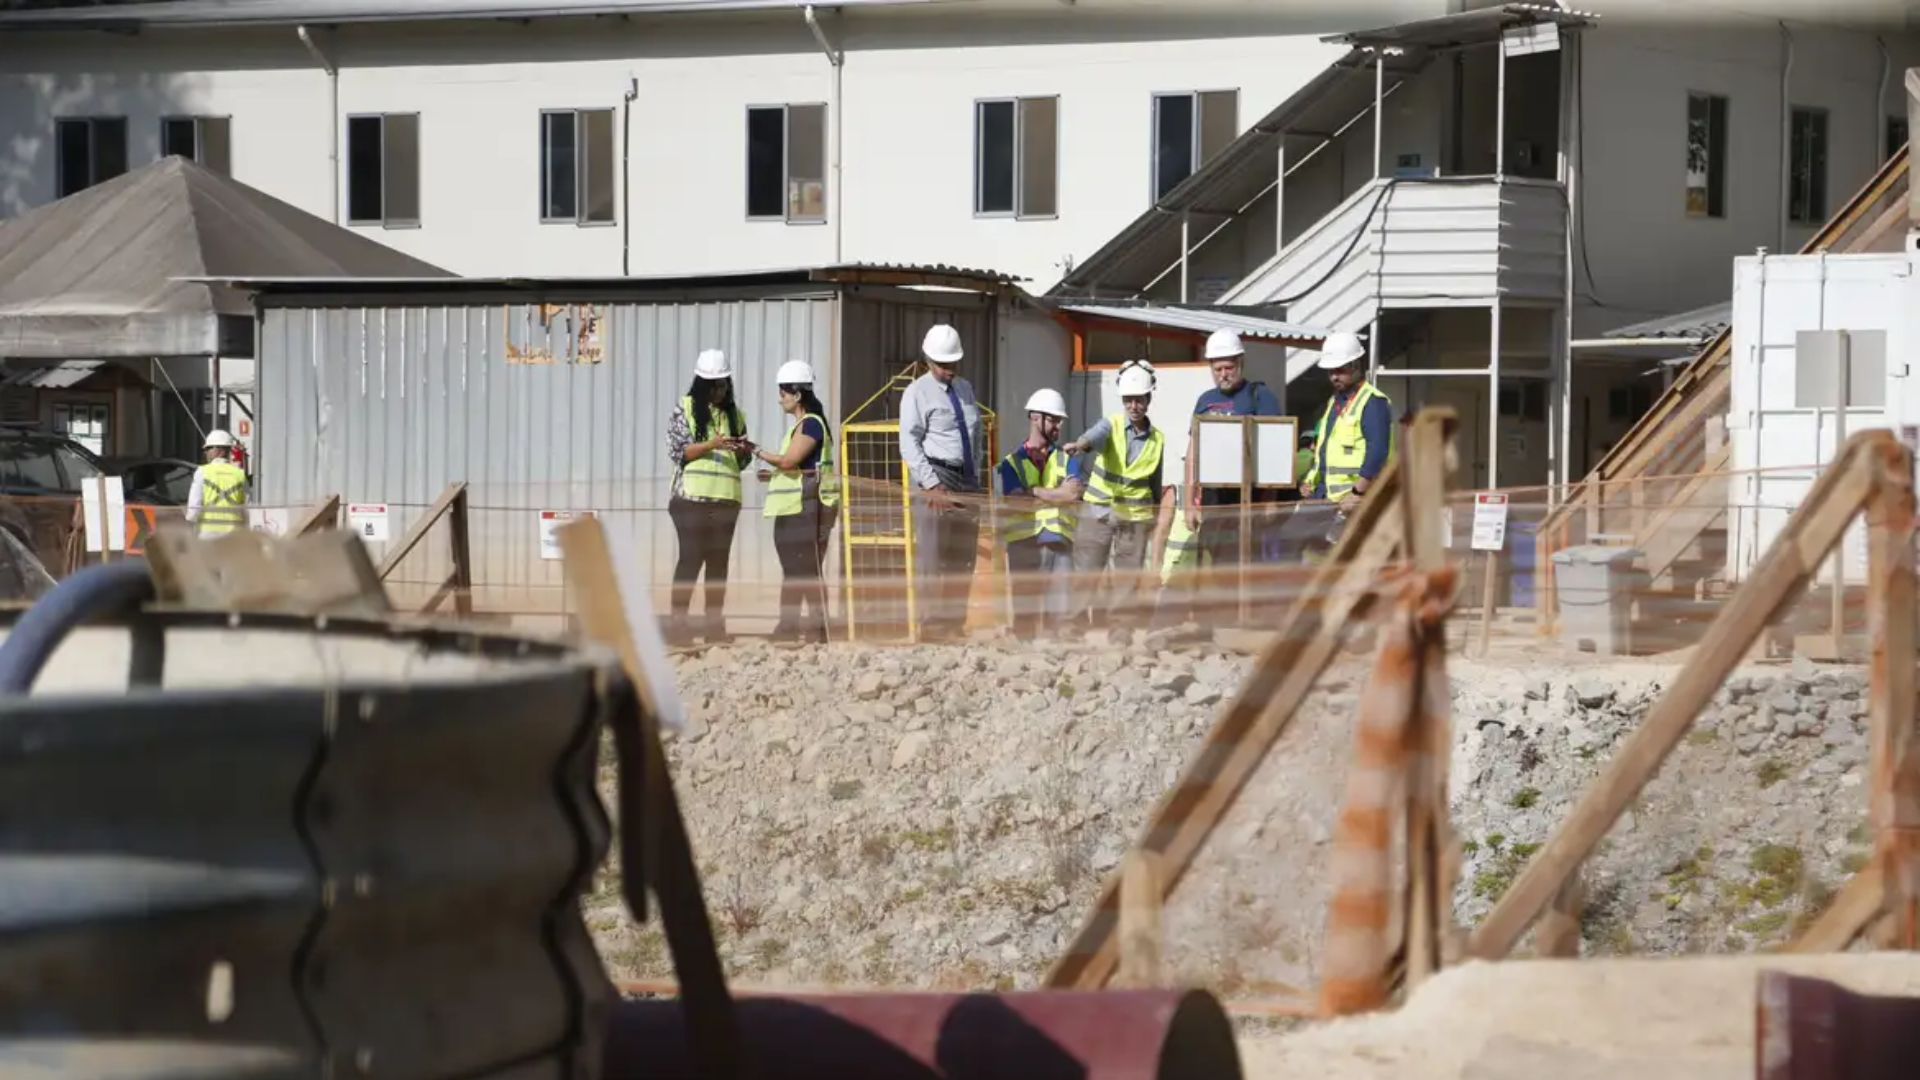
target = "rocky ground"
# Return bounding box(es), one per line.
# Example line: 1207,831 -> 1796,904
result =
584,632 -> 1875,998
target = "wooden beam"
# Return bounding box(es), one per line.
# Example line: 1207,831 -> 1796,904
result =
1788,863 -> 1885,953
377,482 -> 467,580
1470,432 -> 1886,959
1867,435 -> 1920,947
1115,851 -> 1165,988
292,493 -> 341,537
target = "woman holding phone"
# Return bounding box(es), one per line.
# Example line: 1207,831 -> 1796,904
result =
665,348 -> 752,645
754,360 -> 839,644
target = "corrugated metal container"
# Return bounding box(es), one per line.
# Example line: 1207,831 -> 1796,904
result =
1726,250 -> 1916,584
253,277 -> 1008,627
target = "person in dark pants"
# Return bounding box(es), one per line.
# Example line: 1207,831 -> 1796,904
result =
1283,331 -> 1396,562
754,360 -> 839,644
664,348 -> 751,646
899,324 -> 985,641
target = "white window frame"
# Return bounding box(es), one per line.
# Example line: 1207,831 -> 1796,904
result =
54,115 -> 128,197
972,95 -> 1059,221
744,102 -> 829,225
538,107 -> 617,227
1150,89 -> 1237,204
1683,91 -> 1728,220
1788,105 -> 1829,225
345,111 -> 422,230
160,115 -> 232,174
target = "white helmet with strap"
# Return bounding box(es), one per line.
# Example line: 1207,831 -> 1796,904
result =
203,429 -> 237,450
1115,360 -> 1156,397
1024,388 -> 1069,419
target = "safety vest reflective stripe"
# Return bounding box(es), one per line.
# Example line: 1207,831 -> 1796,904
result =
764,413 -> 840,519
678,395 -> 744,503
198,462 -> 248,535
1001,447 -> 1076,543
1160,511 -> 1205,585
1304,383 -> 1394,499
1082,414 -> 1164,524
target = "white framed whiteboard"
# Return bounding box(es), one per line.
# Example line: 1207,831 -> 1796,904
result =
1253,417 -> 1301,487
1194,416 -> 1247,487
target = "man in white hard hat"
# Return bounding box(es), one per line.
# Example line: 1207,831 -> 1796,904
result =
184,429 -> 249,536
1180,327 -> 1284,612
1289,330 -> 1394,558
994,388 -> 1082,637
1061,359 -> 1172,631
899,324 -> 986,640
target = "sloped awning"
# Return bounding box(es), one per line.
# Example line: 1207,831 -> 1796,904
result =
1600,301 -> 1731,343
1057,303 -> 1329,348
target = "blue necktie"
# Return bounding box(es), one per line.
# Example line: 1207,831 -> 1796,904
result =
947,382 -> 975,486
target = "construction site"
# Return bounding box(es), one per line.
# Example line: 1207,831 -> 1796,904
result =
12,11 -> 1920,1080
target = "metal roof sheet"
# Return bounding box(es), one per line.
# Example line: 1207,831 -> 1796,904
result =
1325,3 -> 1597,50
1057,302 -> 1329,344
182,261 -> 1027,301
0,360 -> 104,389
1600,301 -> 1731,341
0,0 -> 960,29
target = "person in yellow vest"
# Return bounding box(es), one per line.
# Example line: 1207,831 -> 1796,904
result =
1287,331 -> 1395,560
994,388 -> 1082,638
1150,483 -> 1208,630
185,429 -> 248,536
753,360 -> 839,645
1060,360 -> 1174,630
665,348 -> 753,646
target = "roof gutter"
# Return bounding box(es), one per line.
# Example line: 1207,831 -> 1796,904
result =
296,25 -> 340,224
0,0 -> 967,31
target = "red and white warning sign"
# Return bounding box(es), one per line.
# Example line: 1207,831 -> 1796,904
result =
346,503 -> 390,542
1470,492 -> 1510,552
540,509 -> 597,561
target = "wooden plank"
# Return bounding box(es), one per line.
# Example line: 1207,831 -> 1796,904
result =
1115,851 -> 1164,988
291,493 -> 341,537
1867,437 -> 1920,947
1397,413 -> 1454,991
377,482 -> 466,580
1044,412 -> 1450,989
1788,863 -> 1885,953
1534,875 -> 1585,958
1469,432 -> 1885,959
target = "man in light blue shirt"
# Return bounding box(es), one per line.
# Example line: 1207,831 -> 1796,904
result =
898,324 -> 985,640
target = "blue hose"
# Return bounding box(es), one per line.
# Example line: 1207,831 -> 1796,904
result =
0,560 -> 158,694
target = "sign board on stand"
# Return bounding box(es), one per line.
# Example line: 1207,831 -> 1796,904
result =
1470,492 -> 1511,657
82,477 -> 127,554
346,503 -> 390,542
541,510 -> 597,561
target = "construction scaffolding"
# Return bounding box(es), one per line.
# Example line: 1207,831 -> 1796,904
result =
836,362 -> 999,643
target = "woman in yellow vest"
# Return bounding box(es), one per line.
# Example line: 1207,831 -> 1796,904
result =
753,360 -> 839,644
665,348 -> 751,645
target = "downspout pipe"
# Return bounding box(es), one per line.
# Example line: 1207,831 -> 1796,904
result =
296,25 -> 339,224
622,73 -> 638,276
1778,21 -> 1792,252
1877,36 -> 1891,170
803,5 -> 844,263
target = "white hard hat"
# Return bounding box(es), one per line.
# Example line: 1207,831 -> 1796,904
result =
1024,388 -> 1068,419
694,348 -> 732,380
1115,360 -> 1155,397
922,324 -> 964,365
775,359 -> 816,386
203,429 -> 237,449
1316,332 -> 1366,370
1204,328 -> 1245,360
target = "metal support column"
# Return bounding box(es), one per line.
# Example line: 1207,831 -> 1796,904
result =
1558,33 -> 1581,491
1179,212 -> 1191,303
1373,51 -> 1385,179
1488,303 -> 1503,491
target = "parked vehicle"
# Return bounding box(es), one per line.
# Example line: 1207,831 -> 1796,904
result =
103,457 -> 200,507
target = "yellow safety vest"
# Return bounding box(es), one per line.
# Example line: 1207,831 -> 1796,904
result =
1082,414 -> 1164,524
1160,509 -> 1206,586
1303,383 -> 1394,500
764,413 -> 840,518
197,460 -> 248,535
678,395 -> 744,503
1000,445 -> 1076,544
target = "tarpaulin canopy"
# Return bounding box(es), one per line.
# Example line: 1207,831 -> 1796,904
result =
0,155 -> 449,359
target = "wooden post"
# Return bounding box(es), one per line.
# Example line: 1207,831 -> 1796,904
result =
1866,435 -> 1919,946
1115,851 -> 1164,988
1534,874 -> 1585,958
1478,550 -> 1498,657
449,485 -> 474,618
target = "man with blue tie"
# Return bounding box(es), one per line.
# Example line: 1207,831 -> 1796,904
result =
899,324 -> 986,641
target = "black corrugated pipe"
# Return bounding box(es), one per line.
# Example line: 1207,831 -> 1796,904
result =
0,560 -> 159,694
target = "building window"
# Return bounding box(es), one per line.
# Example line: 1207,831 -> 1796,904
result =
1684,92 -> 1727,219
745,103 -> 827,223
540,109 -> 616,225
346,113 -> 421,227
1152,90 -> 1237,202
161,116 -> 232,175
1788,106 -> 1828,225
974,96 -> 1058,219
54,117 -> 128,197
1887,115 -> 1908,163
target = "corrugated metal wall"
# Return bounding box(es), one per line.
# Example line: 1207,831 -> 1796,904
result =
257,296 -> 837,622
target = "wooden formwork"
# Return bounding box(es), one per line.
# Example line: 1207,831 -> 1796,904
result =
1054,421 -> 1920,1017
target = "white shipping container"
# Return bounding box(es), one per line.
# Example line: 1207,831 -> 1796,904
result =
1726,249 -> 1917,585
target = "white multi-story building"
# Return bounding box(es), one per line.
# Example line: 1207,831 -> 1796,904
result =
0,0 -> 1915,490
